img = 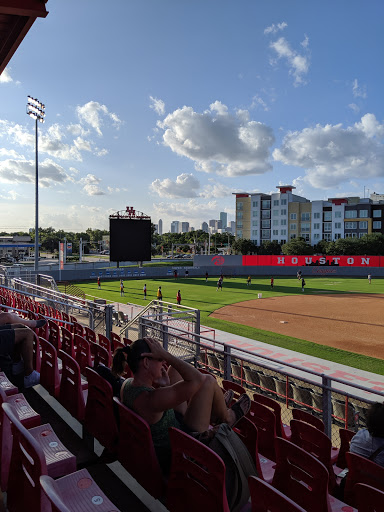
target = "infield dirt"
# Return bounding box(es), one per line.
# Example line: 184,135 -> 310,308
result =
211,293 -> 384,359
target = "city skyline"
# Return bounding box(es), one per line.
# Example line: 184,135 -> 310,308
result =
0,1 -> 383,233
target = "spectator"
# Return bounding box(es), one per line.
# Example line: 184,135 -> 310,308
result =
0,324 -> 40,387
121,338 -> 251,473
95,347 -> 129,397
350,402 -> 384,467
0,312 -> 46,330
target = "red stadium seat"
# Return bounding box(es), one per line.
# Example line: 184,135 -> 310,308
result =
254,393 -> 291,440
40,338 -> 61,398
59,350 -> 87,422
249,475 -> 306,512
247,400 -> 277,462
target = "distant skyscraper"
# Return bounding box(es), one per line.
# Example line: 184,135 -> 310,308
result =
229,221 -> 235,234
220,212 -> 228,229
208,219 -> 216,228
181,222 -> 189,233
171,221 -> 180,233
158,219 -> 163,235
201,222 -> 208,232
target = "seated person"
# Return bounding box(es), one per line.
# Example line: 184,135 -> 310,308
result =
350,402 -> 384,467
0,323 -> 40,387
121,338 -> 251,473
0,311 -> 46,329
95,346 -> 129,397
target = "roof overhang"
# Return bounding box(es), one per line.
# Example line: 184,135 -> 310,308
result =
0,0 -> 48,76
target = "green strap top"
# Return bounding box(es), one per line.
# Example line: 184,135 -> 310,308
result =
122,378 -> 180,450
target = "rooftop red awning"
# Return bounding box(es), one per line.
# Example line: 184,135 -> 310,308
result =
0,0 -> 48,75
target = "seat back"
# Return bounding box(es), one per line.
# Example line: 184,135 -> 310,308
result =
59,350 -> 86,422
74,334 -> 92,373
61,312 -> 71,330
272,437 -> 330,512
73,321 -> 84,337
249,475 -> 306,512
345,452 -> 384,506
98,333 -> 112,354
290,419 -> 336,490
110,332 -> 122,350
82,326 -> 96,343
337,428 -> 355,468
354,483 -> 384,512
94,343 -> 111,367
292,408 -> 325,432
84,368 -> 118,452
40,475 -> 71,512
253,393 -> 286,438
247,401 -> 277,461
113,397 -> 165,498
222,379 -> 246,402
167,427 -> 230,512
32,331 -> 41,372
48,320 -> 61,351
40,338 -> 60,398
61,327 -> 75,358
2,402 -> 49,512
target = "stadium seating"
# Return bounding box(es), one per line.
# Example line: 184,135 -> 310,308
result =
248,476 -> 306,512
247,400 -> 277,461
40,337 -> 61,398
253,393 -> 291,440
344,452 -> 384,507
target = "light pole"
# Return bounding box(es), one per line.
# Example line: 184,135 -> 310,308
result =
26,96 -> 45,273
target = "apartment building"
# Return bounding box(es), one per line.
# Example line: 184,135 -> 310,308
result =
235,185 -> 384,245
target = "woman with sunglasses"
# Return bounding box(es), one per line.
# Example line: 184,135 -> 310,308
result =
121,337 -> 250,473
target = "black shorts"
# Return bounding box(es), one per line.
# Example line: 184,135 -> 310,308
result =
0,326 -> 15,356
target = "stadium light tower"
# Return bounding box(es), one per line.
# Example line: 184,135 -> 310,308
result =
26,96 -> 45,273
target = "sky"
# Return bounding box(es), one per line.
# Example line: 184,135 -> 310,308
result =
0,0 -> 383,234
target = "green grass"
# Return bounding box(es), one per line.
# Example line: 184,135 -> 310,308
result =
73,276 -> 384,375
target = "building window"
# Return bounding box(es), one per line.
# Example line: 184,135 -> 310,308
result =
359,221 -> 368,229
281,229 -> 286,235
252,230 -> 258,236
301,233 -> 310,241
252,201 -> 258,207
359,210 -> 368,218
324,223 -> 332,232
345,210 -> 357,218
290,223 -> 297,230
236,222 -> 243,229
301,223 -> 310,232
334,222 -> 341,229
237,230 -> 243,237
273,229 -> 279,235
314,233 -> 320,240
262,210 -> 271,219
261,230 -> 270,238
281,219 -> 287,226
237,202 -> 243,210
281,199 -> 287,205
252,220 -> 258,226
252,211 -> 258,217
261,200 -> 271,209
273,220 -> 279,226
273,200 -> 279,206
334,233 -> 341,239
273,209 -> 279,216
314,223 -> 320,230
281,209 -> 287,215
345,233 -> 357,238
301,212 -> 310,221
373,210 -> 382,218
345,222 -> 357,229
314,212 -> 320,219
324,211 -> 332,221
237,211 -> 243,219
373,221 -> 382,229
324,233 -> 332,241
290,234 -> 296,239
262,220 -> 270,228
335,211 -> 342,218
290,213 -> 297,220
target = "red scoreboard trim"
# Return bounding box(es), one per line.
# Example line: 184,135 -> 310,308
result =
242,255 -> 382,267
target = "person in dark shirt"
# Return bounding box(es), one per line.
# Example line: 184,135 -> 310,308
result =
95,347 -> 129,397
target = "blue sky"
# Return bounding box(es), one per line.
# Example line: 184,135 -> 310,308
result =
0,0 -> 383,233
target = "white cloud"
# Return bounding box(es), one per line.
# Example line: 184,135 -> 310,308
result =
40,204 -> 110,231
0,189 -> 20,201
0,158 -> 68,186
199,182 -> 236,199
157,102 -> 275,177
352,79 -> 367,99
301,35 -> 309,49
154,199 -> 220,219
349,103 -> 360,113
264,22 -> 287,35
79,174 -> 106,195
0,67 -> 13,83
150,173 -> 200,198
0,148 -> 23,159
269,37 -> 310,86
76,101 -> 122,136
273,113 -> 384,188
149,96 -> 165,116
250,95 -> 269,111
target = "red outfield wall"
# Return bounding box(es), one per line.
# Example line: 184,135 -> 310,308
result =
242,255 -> 382,267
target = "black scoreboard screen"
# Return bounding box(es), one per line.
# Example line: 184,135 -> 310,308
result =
110,218 -> 152,262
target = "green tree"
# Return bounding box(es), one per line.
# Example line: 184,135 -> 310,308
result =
281,237 -> 313,255
231,238 -> 257,255
259,240 -> 281,255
